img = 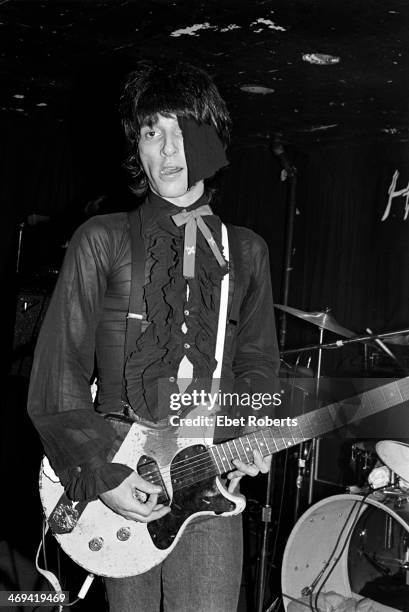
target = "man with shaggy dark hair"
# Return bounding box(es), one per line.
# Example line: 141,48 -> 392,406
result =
28,60 -> 279,611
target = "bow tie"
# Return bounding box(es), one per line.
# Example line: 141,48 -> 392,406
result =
171,204 -> 227,278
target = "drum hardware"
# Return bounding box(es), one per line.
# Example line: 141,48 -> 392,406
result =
276,304 -> 357,507
385,514 -> 394,550
280,327 -> 409,357
366,327 -> 408,376
350,443 -> 378,489
383,333 -> 409,346
394,496 -> 408,510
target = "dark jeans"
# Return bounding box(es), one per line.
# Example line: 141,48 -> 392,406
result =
104,514 -> 243,612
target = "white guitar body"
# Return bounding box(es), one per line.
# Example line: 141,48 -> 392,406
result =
39,406 -> 245,578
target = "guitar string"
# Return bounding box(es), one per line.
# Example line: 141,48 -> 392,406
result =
138,430 -> 283,479
135,434 -> 288,483
134,429 -> 296,482
119,386 -> 404,489
146,459 -> 270,494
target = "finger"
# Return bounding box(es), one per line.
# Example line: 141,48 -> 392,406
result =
124,505 -> 171,523
232,459 -> 259,476
228,476 -> 242,494
253,450 -> 271,473
227,470 -> 245,480
130,474 -> 162,495
129,492 -> 159,517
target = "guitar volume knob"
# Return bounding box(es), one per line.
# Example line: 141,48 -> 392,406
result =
117,527 -> 131,541
88,537 -> 104,551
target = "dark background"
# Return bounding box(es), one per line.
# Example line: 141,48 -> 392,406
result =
2,1 -> 409,611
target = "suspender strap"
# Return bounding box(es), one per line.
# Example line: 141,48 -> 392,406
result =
121,209 -> 146,403
122,211 -> 236,404
211,223 -> 229,394
125,208 -> 146,359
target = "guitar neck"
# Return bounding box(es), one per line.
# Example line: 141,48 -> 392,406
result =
210,377 -> 409,475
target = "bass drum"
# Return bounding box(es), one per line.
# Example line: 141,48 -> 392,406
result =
282,493 -> 409,612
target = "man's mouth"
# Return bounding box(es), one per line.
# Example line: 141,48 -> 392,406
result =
160,166 -> 183,176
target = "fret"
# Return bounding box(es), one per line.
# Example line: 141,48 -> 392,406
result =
277,424 -> 296,448
214,445 -> 229,475
225,440 -> 236,465
297,411 -> 315,441
232,439 -> 246,463
259,428 -> 277,454
219,445 -> 231,472
241,435 -> 254,458
396,381 -> 404,404
259,430 -> 270,457
398,378 -> 409,400
359,388 -> 376,420
326,400 -> 349,431
289,420 -> 306,445
311,405 -> 334,437
252,432 -> 263,455
238,437 -> 251,462
210,446 -> 223,474
271,429 -> 287,453
379,381 -> 402,410
264,428 -> 280,454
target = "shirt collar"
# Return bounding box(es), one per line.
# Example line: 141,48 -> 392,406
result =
141,190 -> 209,224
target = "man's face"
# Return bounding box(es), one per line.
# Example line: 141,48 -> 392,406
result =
138,113 -> 204,207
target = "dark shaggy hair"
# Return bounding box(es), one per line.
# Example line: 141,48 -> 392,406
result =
120,60 -> 231,196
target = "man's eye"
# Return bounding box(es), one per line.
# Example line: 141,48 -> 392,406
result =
145,130 -> 158,139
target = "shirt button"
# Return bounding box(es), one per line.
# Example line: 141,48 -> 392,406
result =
184,343 -> 191,350
184,309 -> 190,316
169,376 -> 176,383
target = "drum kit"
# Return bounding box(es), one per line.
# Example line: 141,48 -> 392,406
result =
275,303 -> 409,612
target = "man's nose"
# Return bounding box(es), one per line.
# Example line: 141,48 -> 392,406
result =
161,134 -> 178,156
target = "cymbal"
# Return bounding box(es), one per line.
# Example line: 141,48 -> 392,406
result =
275,304 -> 354,338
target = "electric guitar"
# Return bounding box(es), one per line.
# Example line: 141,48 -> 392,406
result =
39,377 -> 409,577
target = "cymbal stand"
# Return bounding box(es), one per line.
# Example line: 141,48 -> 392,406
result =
292,354 -> 310,521
255,138 -> 297,612
307,324 -> 325,505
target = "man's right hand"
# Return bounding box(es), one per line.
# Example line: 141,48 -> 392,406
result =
99,471 -> 171,523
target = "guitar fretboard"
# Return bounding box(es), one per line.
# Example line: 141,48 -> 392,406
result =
209,377 -> 409,475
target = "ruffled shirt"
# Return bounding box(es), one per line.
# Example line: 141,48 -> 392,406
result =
28,191 -> 280,501
124,191 -> 227,419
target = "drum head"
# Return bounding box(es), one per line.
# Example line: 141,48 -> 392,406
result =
376,440 -> 409,482
281,494 -> 409,612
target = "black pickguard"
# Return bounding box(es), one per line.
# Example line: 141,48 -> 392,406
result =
144,445 -> 236,550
